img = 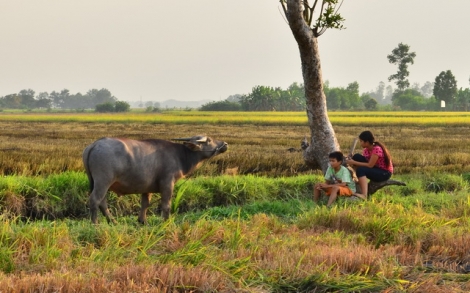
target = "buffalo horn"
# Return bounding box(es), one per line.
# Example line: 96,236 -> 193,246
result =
195,136 -> 208,143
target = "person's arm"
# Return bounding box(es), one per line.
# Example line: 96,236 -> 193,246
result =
318,181 -> 346,188
346,154 -> 378,168
317,178 -> 344,189
316,180 -> 329,189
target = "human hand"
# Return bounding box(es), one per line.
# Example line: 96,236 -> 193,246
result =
345,158 -> 354,165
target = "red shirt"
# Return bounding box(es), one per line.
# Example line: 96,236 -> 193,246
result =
363,145 -> 393,173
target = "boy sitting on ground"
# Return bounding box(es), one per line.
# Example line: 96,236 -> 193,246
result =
313,151 -> 362,207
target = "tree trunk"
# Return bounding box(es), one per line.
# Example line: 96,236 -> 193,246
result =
367,180 -> 407,196
285,0 -> 339,172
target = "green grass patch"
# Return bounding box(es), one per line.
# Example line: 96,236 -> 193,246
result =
0,172 -> 319,220
0,172 -> 469,291
1,172 -> 470,223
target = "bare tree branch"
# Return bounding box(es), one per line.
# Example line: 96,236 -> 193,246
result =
280,0 -> 288,17
312,1 -> 327,36
334,0 -> 344,15
311,0 -> 320,12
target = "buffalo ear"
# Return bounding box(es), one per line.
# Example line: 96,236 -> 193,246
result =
183,142 -> 201,151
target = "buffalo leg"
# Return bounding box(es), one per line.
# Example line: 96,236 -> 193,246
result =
160,182 -> 174,220
99,196 -> 116,224
138,193 -> 152,224
89,184 -> 111,224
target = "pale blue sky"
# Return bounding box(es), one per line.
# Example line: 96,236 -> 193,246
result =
1,1 -> 469,102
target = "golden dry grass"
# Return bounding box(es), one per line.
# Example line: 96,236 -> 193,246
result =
0,212 -> 469,292
1,121 -> 470,177
1,114 -> 470,292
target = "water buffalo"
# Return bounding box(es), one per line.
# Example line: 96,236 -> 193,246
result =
82,135 -> 228,224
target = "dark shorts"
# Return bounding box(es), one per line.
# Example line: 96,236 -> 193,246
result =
352,154 -> 392,182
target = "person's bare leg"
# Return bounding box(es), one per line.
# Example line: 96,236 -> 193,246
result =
327,186 -> 339,207
313,183 -> 322,203
355,176 -> 368,200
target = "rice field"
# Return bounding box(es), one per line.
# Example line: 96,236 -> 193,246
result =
0,111 -> 470,292
1,111 -> 470,177
1,110 -> 470,126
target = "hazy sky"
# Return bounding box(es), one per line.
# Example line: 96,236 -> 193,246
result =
1,1 -> 469,102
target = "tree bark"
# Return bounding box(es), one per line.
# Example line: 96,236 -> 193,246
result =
285,0 -> 339,172
367,180 -> 407,196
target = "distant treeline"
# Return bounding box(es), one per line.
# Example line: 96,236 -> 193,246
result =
200,81 -> 393,112
201,80 -> 470,111
3,78 -> 470,112
200,81 -> 391,111
0,88 -> 129,112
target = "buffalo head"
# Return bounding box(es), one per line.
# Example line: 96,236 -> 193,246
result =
172,135 -> 228,157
